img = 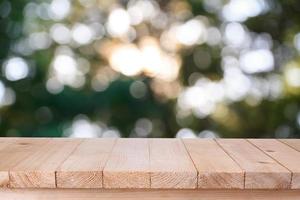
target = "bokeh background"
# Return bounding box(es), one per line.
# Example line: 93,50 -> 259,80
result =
0,0 -> 300,138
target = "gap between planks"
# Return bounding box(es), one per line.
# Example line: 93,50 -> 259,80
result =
9,138 -> 83,188
182,139 -> 245,189
149,139 -> 197,189
248,139 -> 300,189
214,138 -> 247,189
180,138 -> 199,189
102,139 -> 197,189
216,139 -> 292,189
54,138 -> 85,188
247,139 -> 293,189
56,138 -> 116,188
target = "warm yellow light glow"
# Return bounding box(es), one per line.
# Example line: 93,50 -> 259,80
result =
284,62 -> 300,88
109,44 -> 143,76
140,37 -> 181,82
107,37 -> 181,81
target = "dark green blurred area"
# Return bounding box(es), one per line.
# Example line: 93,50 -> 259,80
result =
0,0 -> 300,138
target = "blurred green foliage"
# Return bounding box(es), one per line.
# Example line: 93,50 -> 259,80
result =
0,0 -> 300,138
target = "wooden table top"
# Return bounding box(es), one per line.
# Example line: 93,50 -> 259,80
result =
0,138 -> 299,189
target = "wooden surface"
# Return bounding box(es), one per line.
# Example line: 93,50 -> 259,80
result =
10,139 -> 82,188
216,139 -> 291,189
57,138 -> 115,188
0,138 -> 299,189
280,139 -> 300,152
249,139 -> 300,189
1,189 -> 300,200
0,138 -> 49,187
103,139 -> 150,188
183,139 -> 244,189
149,139 -> 197,189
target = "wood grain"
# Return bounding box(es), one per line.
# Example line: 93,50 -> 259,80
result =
1,189 -> 300,200
9,138 -> 82,188
149,139 -> 197,189
0,138 -> 49,187
0,138 -> 299,189
280,139 -> 300,152
216,139 -> 291,189
249,139 -> 300,189
0,138 -> 16,186
183,139 -> 244,189
0,138 -> 17,151
103,138 -> 150,188
56,138 -> 115,188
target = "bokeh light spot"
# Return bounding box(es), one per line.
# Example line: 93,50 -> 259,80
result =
3,57 -> 29,81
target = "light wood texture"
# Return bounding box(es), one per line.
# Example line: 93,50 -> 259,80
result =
1,189 -> 300,200
183,139 -> 244,189
0,138 -> 17,151
216,139 -> 291,189
0,138 -> 299,189
280,139 -> 300,152
9,138 -> 82,188
0,138 -> 16,187
57,138 -> 115,188
0,138 -> 49,187
249,139 -> 300,189
149,139 -> 197,189
103,138 -> 150,188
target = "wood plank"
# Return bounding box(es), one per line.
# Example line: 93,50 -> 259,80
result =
56,138 -> 115,188
9,138 -> 82,188
0,138 -> 17,186
1,189 -> 300,200
249,139 -> 300,189
149,139 -> 197,189
183,139 -> 244,189
0,138 -> 17,151
216,139 -> 291,189
103,138 -> 150,188
280,139 -> 300,152
0,138 -> 49,187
